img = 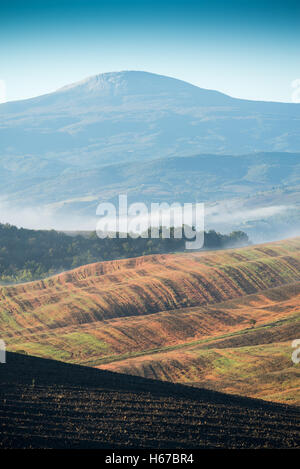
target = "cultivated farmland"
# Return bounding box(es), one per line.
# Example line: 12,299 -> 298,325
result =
1,238 -> 300,403
0,352 -> 299,449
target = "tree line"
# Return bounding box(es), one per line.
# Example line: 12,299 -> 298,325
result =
0,223 -> 249,284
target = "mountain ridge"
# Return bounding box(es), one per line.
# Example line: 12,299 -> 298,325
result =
1,71 -> 237,106
2,70 -> 298,106
57,70 -> 234,100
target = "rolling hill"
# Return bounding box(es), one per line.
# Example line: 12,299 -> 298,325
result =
0,352 -> 299,449
1,238 -> 300,404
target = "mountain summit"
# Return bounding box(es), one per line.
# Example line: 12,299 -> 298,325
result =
56,70 -> 233,104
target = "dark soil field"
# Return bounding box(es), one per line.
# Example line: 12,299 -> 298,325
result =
0,352 -> 299,449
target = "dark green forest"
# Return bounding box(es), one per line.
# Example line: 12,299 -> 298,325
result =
0,223 -> 249,284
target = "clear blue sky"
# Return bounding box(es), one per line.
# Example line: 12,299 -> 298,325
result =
1,0 -> 300,103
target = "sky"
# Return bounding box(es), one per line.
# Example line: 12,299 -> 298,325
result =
1,0 -> 300,103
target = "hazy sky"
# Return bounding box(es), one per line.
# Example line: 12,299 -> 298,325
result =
1,0 -> 300,103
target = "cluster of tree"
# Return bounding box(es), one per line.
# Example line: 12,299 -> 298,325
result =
0,223 -> 249,284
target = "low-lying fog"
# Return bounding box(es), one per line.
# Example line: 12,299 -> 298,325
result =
1,198 -> 299,244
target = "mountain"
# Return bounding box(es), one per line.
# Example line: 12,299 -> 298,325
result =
1,352 -> 299,448
2,237 -> 300,404
1,71 -> 300,165
1,71 -> 300,235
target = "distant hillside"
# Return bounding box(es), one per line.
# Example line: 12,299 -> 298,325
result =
1,352 -> 299,449
0,222 -> 248,283
2,151 -> 300,213
1,237 -> 300,404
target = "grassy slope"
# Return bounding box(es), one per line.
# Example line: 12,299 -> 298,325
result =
1,352 -> 299,449
97,281 -> 300,404
1,238 -> 300,404
102,321 -> 300,404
